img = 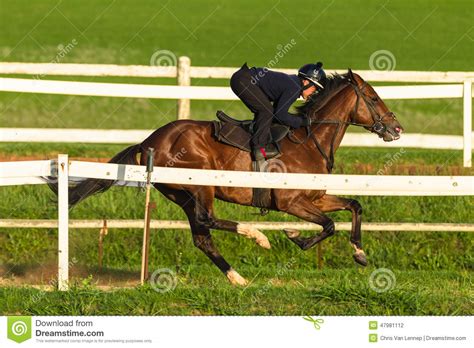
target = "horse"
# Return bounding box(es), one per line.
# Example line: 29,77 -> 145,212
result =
53,69 -> 403,286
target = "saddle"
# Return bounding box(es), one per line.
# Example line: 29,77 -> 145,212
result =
213,110 -> 289,152
213,110 -> 290,212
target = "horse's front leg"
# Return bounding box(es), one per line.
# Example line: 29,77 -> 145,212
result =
278,195 -> 336,251
311,194 -> 367,266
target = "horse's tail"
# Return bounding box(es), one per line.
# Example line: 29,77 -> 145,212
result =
48,144 -> 142,208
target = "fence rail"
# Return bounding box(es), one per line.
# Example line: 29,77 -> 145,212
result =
2,61 -> 474,82
1,128 -> 472,151
69,160 -> 473,195
0,77 -> 470,100
0,155 -> 473,290
0,59 -> 472,167
1,219 -> 473,232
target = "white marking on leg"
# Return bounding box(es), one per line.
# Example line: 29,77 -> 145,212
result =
351,243 -> 366,256
226,269 -> 248,286
236,224 -> 271,249
284,228 -> 300,239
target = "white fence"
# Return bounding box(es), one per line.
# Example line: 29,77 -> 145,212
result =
0,59 -> 472,166
0,76 -> 468,100
1,128 -> 472,152
1,155 -> 473,290
2,219 -> 474,232
1,60 -> 473,81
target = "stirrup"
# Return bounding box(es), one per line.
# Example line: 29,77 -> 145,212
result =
253,145 -> 280,161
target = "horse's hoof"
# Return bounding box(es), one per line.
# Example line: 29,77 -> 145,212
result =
226,269 -> 248,286
237,224 -> 271,249
353,250 -> 368,266
284,228 -> 300,239
256,236 -> 271,249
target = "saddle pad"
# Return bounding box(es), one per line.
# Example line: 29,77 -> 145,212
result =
213,121 -> 289,152
213,121 -> 251,152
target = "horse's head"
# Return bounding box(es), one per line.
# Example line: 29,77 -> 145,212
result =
347,69 -> 403,141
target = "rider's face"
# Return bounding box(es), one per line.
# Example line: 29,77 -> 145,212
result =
301,80 -> 317,100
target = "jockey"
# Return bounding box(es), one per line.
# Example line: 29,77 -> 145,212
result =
230,61 -> 327,160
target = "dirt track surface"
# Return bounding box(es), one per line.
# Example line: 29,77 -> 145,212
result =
0,263 -> 139,288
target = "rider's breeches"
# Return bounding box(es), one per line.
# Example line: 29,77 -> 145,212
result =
230,64 -> 273,147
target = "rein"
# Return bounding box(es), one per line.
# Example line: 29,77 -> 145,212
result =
288,81 -> 394,173
287,121 -> 340,173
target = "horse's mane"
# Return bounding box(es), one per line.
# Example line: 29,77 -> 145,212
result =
295,73 -> 350,119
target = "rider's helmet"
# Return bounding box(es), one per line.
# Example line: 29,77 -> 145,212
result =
298,62 -> 327,89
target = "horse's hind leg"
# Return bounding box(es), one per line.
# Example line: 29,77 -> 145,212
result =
192,188 -> 270,249
191,214 -> 249,286
191,224 -> 248,286
156,184 -> 249,285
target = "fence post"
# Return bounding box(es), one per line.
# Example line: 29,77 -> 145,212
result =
57,154 -> 69,291
463,80 -> 472,167
177,56 -> 191,119
140,148 -> 155,284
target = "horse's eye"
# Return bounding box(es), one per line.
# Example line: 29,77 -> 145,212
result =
371,96 -> 378,102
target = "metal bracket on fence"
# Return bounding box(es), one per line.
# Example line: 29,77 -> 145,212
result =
98,219 -> 108,271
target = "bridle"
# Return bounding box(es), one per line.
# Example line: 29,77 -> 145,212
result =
288,79 -> 396,173
351,81 -> 396,136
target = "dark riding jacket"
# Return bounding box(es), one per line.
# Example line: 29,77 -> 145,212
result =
249,67 -> 304,128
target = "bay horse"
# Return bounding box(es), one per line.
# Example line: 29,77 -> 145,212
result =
57,70 -> 403,286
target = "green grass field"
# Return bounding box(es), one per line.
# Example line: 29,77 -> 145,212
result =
0,0 -> 473,315
1,0 -> 473,134
0,269 -> 472,315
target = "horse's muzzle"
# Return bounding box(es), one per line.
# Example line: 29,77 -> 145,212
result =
382,124 -> 403,142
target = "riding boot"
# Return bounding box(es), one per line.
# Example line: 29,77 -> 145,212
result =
252,143 -> 280,161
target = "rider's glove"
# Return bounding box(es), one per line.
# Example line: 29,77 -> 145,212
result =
300,116 -> 311,127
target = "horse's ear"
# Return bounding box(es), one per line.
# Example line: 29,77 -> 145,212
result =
348,68 -> 355,81
347,68 -> 356,83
